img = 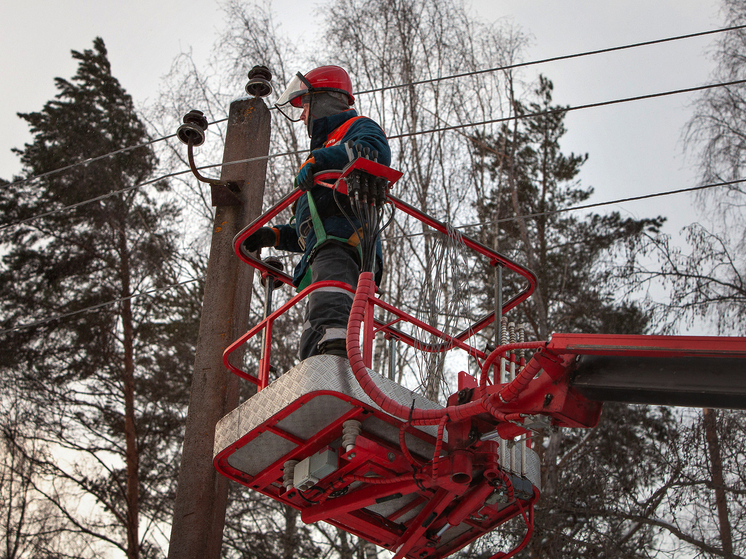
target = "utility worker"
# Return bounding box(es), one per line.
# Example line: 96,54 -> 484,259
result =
243,65 -> 391,359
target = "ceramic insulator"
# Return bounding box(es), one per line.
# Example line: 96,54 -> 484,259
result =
283,460 -> 298,488
342,420 -> 362,452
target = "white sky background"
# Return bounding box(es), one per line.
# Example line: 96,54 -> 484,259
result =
0,1 -> 725,252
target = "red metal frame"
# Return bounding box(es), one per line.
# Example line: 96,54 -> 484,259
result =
214,381 -> 541,559
232,159 -> 538,352
219,158 -> 746,558
222,277 -> 498,389
225,158 -> 539,393
218,160 -> 546,558
547,332 -> 746,357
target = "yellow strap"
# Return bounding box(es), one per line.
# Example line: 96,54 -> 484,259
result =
347,228 -> 364,248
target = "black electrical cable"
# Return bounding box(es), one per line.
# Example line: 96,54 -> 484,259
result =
3,135 -> 176,191
0,149 -> 308,232
346,173 -> 393,275
4,69 -> 737,235
197,78 -> 746,171
3,117 -> 229,191
7,24 -> 739,194
5,77 -> 746,232
0,168 -> 192,232
0,278 -> 199,336
384,177 -> 746,243
10,66 -> 731,233
7,27 -> 744,336
354,24 -> 746,97
386,78 -> 746,142
492,178 -> 746,226
11,172 -> 726,336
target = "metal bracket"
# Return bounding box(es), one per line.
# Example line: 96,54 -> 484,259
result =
210,180 -> 243,206
177,109 -> 244,207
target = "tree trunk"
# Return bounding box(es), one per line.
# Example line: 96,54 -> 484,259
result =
337,528 -> 353,559
282,505 -> 297,559
703,408 -> 733,558
120,226 -> 139,559
541,430 -> 563,498
360,538 -> 378,558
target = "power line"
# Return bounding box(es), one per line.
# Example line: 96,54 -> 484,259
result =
3,116 -> 226,191
195,78 -> 746,173
4,134 -> 175,190
4,77 -> 743,232
386,78 -> 746,141
0,168 -> 192,232
9,176 -> 743,333
0,278 -> 200,336
355,24 -> 746,97
385,178 -> 746,241
494,179 -> 746,225
5,24 -> 739,191
0,147 -> 310,232
2,26 -> 743,338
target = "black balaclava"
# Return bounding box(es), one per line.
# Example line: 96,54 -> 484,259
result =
307,91 -> 350,138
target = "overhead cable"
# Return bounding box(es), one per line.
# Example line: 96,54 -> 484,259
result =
492,178 -> 746,226
9,177 -> 743,333
196,79 -> 746,170
0,278 -> 200,336
0,168 -> 193,232
3,115 -> 225,190
5,134 -> 172,190
0,148 -> 308,231
355,24 -> 746,96
386,177 -> 746,242
6,24 -> 740,190
386,78 -> 746,141
4,78 -> 745,232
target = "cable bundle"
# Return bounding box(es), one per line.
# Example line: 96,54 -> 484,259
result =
335,141 -> 395,275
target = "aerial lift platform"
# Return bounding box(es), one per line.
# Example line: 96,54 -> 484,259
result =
212,157 -> 746,559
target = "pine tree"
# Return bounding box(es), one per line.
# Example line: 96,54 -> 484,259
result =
0,38 -> 199,559
470,76 -> 676,558
472,75 -> 664,341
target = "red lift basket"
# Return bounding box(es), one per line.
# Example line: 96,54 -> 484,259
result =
214,158 -> 746,559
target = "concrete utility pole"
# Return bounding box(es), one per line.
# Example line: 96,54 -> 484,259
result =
168,96 -> 270,559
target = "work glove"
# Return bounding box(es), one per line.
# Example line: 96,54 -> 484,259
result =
294,156 -> 316,191
242,227 -> 277,253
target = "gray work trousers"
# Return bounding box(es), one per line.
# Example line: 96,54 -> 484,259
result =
299,243 -> 360,360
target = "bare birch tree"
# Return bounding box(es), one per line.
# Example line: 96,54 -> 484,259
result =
321,0 -> 528,401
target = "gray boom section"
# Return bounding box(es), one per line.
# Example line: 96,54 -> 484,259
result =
571,355 -> 746,410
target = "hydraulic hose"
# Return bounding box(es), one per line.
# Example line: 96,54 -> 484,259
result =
346,273 -> 492,425
479,341 -> 547,399
487,488 -> 538,559
346,273 -> 549,426
496,354 -> 545,404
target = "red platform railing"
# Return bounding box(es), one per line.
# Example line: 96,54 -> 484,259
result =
222,278 -> 496,388
225,159 -> 538,387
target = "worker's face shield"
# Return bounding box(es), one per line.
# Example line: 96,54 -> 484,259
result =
275,72 -> 312,122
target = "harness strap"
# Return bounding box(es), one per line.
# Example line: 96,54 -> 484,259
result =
324,115 -> 366,147
295,115 -> 372,292
297,192 -> 363,291
306,191 -> 328,247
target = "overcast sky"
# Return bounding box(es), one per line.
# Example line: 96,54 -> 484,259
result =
0,0 -> 725,237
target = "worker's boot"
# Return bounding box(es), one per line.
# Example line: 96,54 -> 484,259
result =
318,339 -> 348,358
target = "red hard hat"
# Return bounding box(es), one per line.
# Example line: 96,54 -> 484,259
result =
296,65 -> 355,105
276,66 -> 355,121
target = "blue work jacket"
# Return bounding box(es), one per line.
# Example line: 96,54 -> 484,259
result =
275,109 -> 391,287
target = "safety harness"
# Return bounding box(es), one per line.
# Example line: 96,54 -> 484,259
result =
296,116 -> 367,291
